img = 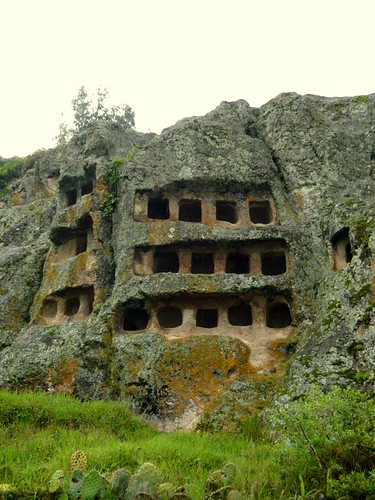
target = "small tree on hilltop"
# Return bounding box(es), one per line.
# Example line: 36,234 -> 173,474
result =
56,86 -> 135,145
72,86 -> 92,133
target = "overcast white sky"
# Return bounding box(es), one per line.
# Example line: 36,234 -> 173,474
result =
1,0 -> 374,158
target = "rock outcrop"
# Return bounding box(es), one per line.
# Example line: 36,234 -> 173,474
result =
0,93 -> 374,429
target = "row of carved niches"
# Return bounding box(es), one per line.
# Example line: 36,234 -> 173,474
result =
331,227 -> 353,271
50,216 -> 93,265
39,287 -> 94,324
118,296 -> 293,369
134,191 -> 276,226
135,239 -> 288,276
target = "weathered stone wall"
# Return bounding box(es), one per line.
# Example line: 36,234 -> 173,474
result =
0,94 -> 373,429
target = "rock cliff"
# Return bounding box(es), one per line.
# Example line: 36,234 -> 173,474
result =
0,93 -> 374,429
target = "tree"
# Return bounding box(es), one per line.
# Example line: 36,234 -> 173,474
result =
56,86 -> 135,145
72,86 -> 92,133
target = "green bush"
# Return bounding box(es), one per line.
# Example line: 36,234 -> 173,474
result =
327,470 -> 375,499
268,386 -> 375,497
0,156 -> 24,195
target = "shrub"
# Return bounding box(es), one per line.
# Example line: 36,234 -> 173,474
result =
0,156 -> 24,195
267,386 -> 375,497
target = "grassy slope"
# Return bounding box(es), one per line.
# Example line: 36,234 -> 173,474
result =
1,388 -> 374,499
0,391 -> 292,498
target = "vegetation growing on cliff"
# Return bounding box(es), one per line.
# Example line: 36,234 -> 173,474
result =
0,156 -> 24,197
56,86 -> 135,145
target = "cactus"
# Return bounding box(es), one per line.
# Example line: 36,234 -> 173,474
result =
205,485 -> 232,499
205,463 -> 237,499
80,469 -> 103,499
67,470 -> 84,500
157,482 -> 175,499
47,451 -> 241,500
112,468 -> 131,498
99,477 -> 114,499
205,470 -> 226,493
68,450 -> 88,473
126,462 -> 163,500
222,464 -> 236,485
49,469 -> 65,494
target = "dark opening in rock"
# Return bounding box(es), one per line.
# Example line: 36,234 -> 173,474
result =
148,197 -> 170,219
66,190 -> 77,207
157,306 -> 183,328
191,253 -> 214,274
153,252 -> 179,273
266,302 -> 292,328
228,304 -> 252,326
64,297 -> 80,316
216,201 -> 238,223
41,299 -> 57,318
332,227 -> 352,271
345,242 -> 353,263
249,200 -> 272,224
76,234 -> 88,255
123,308 -> 149,331
261,252 -> 286,275
81,181 -> 94,196
196,309 -> 218,328
179,199 -> 202,222
225,253 -> 250,274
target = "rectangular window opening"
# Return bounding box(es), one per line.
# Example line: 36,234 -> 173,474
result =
261,252 -> 286,275
123,308 -> 149,331
148,197 -> 170,219
191,253 -> 214,274
266,302 -> 292,328
153,252 -> 179,273
196,308 -> 218,328
179,199 -> 202,222
157,306 -> 183,328
216,201 -> 238,223
249,200 -> 273,224
228,304 -> 252,326
64,297 -> 80,316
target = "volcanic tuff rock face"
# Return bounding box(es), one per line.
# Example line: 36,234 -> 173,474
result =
0,93 -> 374,429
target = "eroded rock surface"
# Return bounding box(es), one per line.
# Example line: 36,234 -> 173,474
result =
0,94 -> 374,429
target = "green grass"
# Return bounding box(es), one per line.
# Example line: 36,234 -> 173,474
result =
0,388 -> 374,499
0,391 -> 292,498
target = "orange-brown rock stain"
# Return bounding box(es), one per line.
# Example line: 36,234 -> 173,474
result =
46,357 -> 78,394
95,177 -> 109,196
64,251 -> 94,288
157,336 -> 252,415
11,192 -> 22,206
